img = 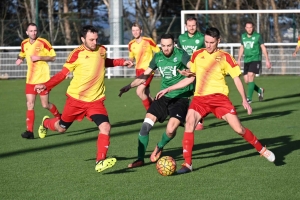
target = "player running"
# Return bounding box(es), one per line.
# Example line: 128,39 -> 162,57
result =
119,33 -> 194,168
34,25 -> 133,173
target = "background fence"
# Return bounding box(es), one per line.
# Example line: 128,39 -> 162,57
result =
0,43 -> 299,80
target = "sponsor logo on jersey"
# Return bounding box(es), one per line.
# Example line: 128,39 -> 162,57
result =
215,56 -> 221,61
243,41 -> 254,49
182,40 -> 186,42
158,65 -> 177,79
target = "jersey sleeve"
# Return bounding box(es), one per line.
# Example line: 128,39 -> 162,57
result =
181,50 -> 191,66
297,36 -> 300,46
224,53 -> 241,78
63,49 -> 82,72
18,41 -> 27,58
177,36 -> 182,48
258,34 -> 264,45
128,42 -> 134,59
149,54 -> 158,70
149,38 -> 160,53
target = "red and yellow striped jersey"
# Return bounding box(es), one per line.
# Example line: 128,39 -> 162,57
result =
128,37 -> 160,70
63,44 -> 107,102
18,37 -> 56,84
190,49 -> 241,96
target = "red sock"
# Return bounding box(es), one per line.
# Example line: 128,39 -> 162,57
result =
96,134 -> 110,162
182,132 -> 194,165
242,128 -> 263,152
49,104 -> 61,118
43,118 -> 59,131
142,98 -> 152,110
26,110 -> 35,132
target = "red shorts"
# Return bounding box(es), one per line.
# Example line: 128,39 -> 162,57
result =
189,94 -> 237,119
61,95 -> 108,123
25,83 -> 50,95
136,69 -> 154,87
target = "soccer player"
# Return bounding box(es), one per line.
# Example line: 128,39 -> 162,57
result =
119,33 -> 194,168
237,21 -> 272,103
177,16 -> 205,55
34,25 -> 133,173
128,22 -> 160,110
292,36 -> 300,57
177,16 -> 205,131
156,27 -> 275,174
15,23 -> 61,139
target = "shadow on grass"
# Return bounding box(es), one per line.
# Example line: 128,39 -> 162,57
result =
106,135 -> 298,174
263,93 -> 300,102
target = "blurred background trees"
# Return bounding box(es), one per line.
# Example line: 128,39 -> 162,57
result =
1,0 -> 300,46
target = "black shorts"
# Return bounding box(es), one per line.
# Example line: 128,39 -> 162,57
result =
243,61 -> 262,75
147,96 -> 189,124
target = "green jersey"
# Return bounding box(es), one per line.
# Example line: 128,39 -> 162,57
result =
149,48 -> 194,98
177,31 -> 205,56
241,31 -> 264,63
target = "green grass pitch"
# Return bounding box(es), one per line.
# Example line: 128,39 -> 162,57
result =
0,76 -> 299,199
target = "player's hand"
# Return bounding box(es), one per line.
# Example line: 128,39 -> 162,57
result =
266,60 -> 271,69
292,52 -> 297,57
31,55 -> 40,62
177,69 -> 195,77
119,84 -> 131,97
156,88 -> 169,99
34,84 -> 47,93
123,60 -> 134,68
242,100 -> 252,115
16,59 -> 23,66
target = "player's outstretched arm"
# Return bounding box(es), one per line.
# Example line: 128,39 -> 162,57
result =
233,76 -> 252,115
177,69 -> 195,77
156,76 -> 195,99
105,58 -> 133,68
119,68 -> 153,97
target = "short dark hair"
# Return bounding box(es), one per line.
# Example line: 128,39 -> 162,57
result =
27,23 -> 37,29
80,25 -> 98,38
160,33 -> 174,42
245,21 -> 255,27
205,27 -> 220,39
132,22 -> 142,29
185,16 -> 197,24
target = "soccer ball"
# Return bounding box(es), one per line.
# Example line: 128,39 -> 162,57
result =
156,156 -> 176,176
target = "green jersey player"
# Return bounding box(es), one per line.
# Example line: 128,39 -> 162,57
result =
177,16 -> 205,131
237,21 -> 271,103
119,33 -> 194,168
177,17 -> 205,56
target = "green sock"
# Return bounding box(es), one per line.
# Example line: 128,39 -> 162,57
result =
247,82 -> 255,100
254,84 -> 260,93
157,132 -> 173,148
137,134 -> 149,160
